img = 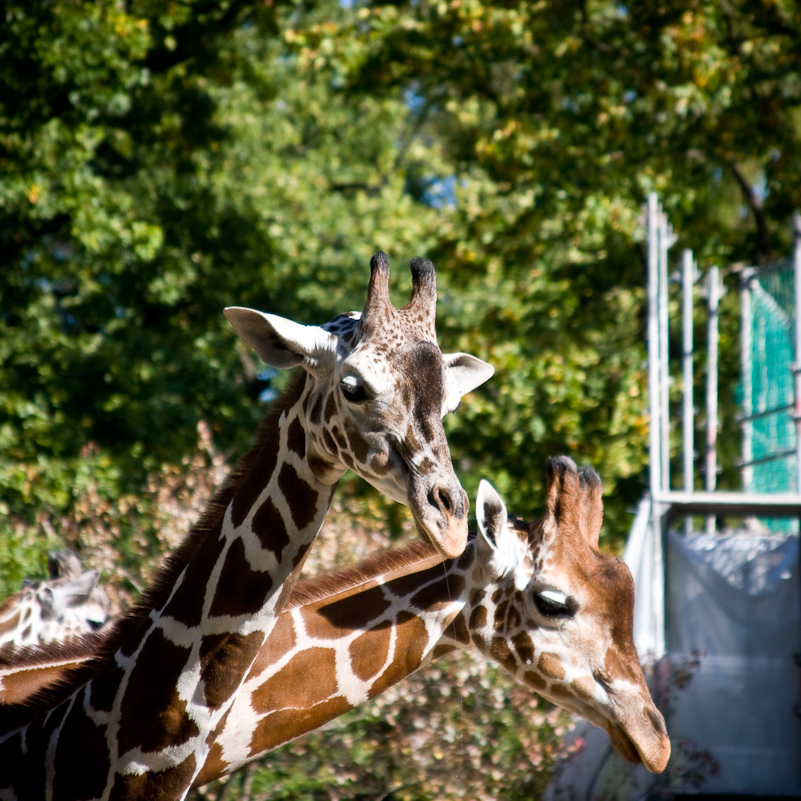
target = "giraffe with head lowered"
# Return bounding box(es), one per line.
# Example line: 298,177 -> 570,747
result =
0,457 -> 670,785
0,252 -> 493,801
196,455 -> 670,782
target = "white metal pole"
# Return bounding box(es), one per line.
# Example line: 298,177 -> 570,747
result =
793,214 -> 801,494
659,212 -> 673,492
647,193 -> 662,499
706,266 -> 720,535
682,250 -> 695,534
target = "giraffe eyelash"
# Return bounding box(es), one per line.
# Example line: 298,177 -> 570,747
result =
340,375 -> 370,403
533,589 -> 573,619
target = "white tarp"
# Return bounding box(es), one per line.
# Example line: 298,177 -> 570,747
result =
666,526 -> 801,795
623,496 -> 665,661
546,499 -> 801,799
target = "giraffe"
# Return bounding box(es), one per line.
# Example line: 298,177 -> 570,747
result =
0,457 -> 671,785
0,551 -> 110,650
0,252 -> 493,801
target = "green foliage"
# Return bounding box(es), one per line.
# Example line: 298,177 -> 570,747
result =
2,2 -> 801,792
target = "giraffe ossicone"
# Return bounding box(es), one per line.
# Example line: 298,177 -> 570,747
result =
0,252 -> 492,801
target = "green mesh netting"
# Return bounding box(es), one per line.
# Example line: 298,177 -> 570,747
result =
745,259 -> 798,531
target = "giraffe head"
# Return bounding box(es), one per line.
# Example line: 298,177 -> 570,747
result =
224,252 -> 493,558
467,457 -> 670,773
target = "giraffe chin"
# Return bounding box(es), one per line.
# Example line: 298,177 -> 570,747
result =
607,722 -> 671,774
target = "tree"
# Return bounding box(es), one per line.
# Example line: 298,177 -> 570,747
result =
294,0 -> 801,534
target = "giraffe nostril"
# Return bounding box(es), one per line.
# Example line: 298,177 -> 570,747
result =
429,485 -> 458,516
432,486 -> 452,514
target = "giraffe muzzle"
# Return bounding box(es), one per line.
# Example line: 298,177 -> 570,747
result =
607,702 -> 671,774
409,481 -> 469,559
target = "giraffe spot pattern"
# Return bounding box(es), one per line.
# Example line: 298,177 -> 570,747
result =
285,414 -> 306,458
368,452 -> 391,476
108,755 -> 197,801
494,600 -> 509,631
323,429 -> 339,457
251,646 -> 338,715
246,611 -> 297,676
332,424 -> 348,452
523,669 -> 547,690
370,611 -> 428,697
349,625 -> 392,682
343,417 -> 370,464
230,439 -> 280,529
444,614 -> 470,645
208,537 -> 274,619
250,696 -> 352,756
538,652 -> 565,681
251,494 -> 289,557
0,699 -> 70,796
469,605 -> 487,631
200,630 -> 265,710
308,393 -> 324,427
305,587 -> 391,640
410,572 -> 461,611
572,675 -> 596,700
512,631 -> 535,665
163,528 -> 226,629
324,392 -> 337,421
490,635 -> 517,672
277,463 -> 320,531
117,627 -> 200,756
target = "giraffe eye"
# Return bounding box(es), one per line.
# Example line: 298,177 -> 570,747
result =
340,375 -> 369,404
534,590 -> 572,619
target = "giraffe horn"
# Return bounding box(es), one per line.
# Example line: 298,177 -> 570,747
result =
578,466 -> 604,548
544,455 -> 581,533
403,257 -> 437,338
360,251 -> 394,333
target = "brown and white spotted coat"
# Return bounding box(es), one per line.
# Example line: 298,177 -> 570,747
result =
192,456 -> 669,782
0,551 -> 109,650
0,458 -> 669,782
0,253 -> 493,801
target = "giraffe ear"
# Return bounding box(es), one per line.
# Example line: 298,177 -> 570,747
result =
476,479 -> 517,578
224,307 -> 336,371
442,353 -> 495,414
42,571 -> 100,619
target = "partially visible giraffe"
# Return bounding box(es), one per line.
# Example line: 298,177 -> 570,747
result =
0,551 -> 110,650
0,458 -> 670,783
0,253 -> 493,800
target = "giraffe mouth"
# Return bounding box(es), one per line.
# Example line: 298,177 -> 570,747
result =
607,716 -> 671,774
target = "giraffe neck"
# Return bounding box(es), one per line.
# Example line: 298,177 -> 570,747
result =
0,374 -> 342,800
195,539 -> 478,784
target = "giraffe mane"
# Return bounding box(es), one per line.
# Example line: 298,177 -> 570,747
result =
0,635 -> 103,672
0,373 -> 308,727
287,538 -> 445,609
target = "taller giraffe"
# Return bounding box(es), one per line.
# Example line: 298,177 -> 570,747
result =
0,253 -> 493,801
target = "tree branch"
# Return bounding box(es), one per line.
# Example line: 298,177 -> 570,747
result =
728,161 -> 772,259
